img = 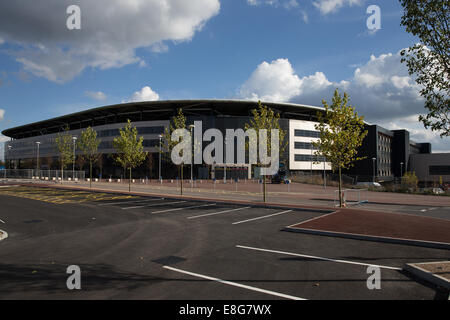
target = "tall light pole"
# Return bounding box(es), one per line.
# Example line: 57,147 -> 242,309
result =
36,141 -> 41,178
400,162 -> 404,184
158,134 -> 163,182
72,136 -> 77,180
224,135 -> 227,184
188,125 -> 195,187
372,157 -> 377,183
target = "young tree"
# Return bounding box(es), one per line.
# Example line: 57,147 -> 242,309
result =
163,108 -> 187,195
245,101 -> 287,203
400,0 -> 449,137
55,126 -> 74,182
113,120 -> 147,192
313,89 -> 368,207
78,126 -> 101,189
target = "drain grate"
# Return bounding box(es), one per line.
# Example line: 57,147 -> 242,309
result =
152,256 -> 186,266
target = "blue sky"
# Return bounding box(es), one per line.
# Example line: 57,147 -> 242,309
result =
0,0 -> 448,154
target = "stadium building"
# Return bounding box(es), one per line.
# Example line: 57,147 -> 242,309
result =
2,99 -> 445,183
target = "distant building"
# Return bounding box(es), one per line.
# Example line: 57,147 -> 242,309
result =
2,100 -> 446,182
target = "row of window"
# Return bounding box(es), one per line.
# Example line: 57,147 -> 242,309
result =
429,166 -> 450,175
99,139 -> 160,149
98,126 -> 165,138
294,129 -> 320,138
294,142 -> 317,150
294,154 -> 326,162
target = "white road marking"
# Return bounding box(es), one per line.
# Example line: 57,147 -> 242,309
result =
236,245 -> 401,271
0,218 -> 5,224
122,201 -> 187,210
152,203 -> 216,214
98,198 -> 164,206
163,266 -> 306,300
232,210 -> 293,225
188,207 -> 251,219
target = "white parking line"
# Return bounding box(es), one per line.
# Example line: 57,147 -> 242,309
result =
163,266 -> 306,300
236,245 -> 401,271
98,198 -> 164,206
152,203 -> 216,214
232,210 -> 293,225
122,201 -> 187,210
188,207 -> 251,219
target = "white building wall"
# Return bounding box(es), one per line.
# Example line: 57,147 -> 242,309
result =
289,119 -> 332,171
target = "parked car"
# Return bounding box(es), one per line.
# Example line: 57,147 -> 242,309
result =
356,181 -> 382,188
271,170 -> 289,184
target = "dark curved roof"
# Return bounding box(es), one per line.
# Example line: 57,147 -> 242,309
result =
2,99 -> 324,139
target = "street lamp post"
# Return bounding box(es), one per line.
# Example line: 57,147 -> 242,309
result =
188,125 -> 195,188
36,142 -> 41,179
372,157 -> 377,183
72,136 -> 77,181
400,162 -> 404,184
158,134 -> 163,183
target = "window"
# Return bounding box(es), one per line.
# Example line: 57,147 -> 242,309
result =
294,142 -> 316,150
294,129 -> 320,138
429,166 -> 450,175
294,154 -> 325,162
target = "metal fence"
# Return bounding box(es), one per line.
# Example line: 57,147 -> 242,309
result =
0,169 -> 85,181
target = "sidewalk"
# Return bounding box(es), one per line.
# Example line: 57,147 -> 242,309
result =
18,179 -> 450,209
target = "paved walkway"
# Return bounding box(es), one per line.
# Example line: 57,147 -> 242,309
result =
288,209 -> 450,246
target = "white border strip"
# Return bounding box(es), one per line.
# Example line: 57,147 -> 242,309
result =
98,198 -> 164,206
285,210 -> 339,228
236,245 -> 401,271
153,203 -> 216,214
232,210 -> 293,225
188,207 -> 251,219
163,265 -> 306,300
122,200 -> 187,210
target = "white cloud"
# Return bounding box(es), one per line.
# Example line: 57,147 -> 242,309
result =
85,91 -> 107,101
0,109 -> 4,121
0,0 -> 220,83
239,50 -> 449,151
129,86 -> 160,102
313,0 -> 363,15
239,58 -> 302,102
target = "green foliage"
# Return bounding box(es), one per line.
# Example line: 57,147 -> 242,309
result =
78,126 -> 101,187
400,0 -> 449,137
244,101 -> 287,165
55,126 -> 75,171
313,89 -> 368,170
113,120 -> 147,171
313,89 -> 368,207
163,108 -> 187,155
402,171 -> 419,189
244,101 -> 287,202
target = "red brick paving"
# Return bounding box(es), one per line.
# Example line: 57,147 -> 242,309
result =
290,209 -> 450,244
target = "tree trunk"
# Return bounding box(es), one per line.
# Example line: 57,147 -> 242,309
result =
263,173 -> 266,203
339,166 -> 343,207
181,164 -> 184,196
129,167 -> 132,192
90,161 -> 92,189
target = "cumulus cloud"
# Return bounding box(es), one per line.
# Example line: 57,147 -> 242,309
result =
0,0 -> 220,83
239,58 -> 302,102
313,0 -> 363,15
85,91 -> 107,101
129,86 -> 160,102
239,51 -> 449,151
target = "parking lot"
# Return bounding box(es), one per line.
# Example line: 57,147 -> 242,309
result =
0,186 -> 449,300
